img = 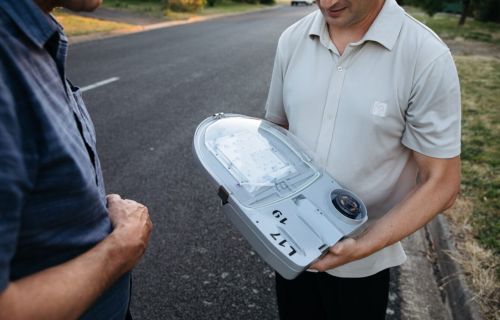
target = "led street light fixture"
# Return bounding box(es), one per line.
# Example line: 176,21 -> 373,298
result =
193,113 -> 367,279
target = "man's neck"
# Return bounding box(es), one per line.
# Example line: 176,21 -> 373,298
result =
328,1 -> 385,55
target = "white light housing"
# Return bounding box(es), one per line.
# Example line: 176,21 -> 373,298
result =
193,113 -> 367,279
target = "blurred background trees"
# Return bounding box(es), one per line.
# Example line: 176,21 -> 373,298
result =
108,0 -> 497,23
162,0 -> 275,12
164,0 -> 206,11
405,0 -> 500,25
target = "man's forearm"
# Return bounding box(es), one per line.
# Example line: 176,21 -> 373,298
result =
357,155 -> 461,259
360,177 -> 458,257
0,233 -> 130,320
310,154 -> 460,271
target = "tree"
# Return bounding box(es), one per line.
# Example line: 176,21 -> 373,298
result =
458,0 -> 471,26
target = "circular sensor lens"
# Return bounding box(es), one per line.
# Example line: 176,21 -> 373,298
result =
333,193 -> 361,219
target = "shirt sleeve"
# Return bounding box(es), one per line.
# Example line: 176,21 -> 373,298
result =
264,41 -> 289,127
402,51 -> 461,158
0,62 -> 36,292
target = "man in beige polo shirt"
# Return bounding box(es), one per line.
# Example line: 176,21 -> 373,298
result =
265,0 -> 461,318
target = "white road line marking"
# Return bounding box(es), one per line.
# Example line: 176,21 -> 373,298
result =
80,77 -> 120,92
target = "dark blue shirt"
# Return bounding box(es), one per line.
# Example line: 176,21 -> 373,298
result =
0,1 -> 130,318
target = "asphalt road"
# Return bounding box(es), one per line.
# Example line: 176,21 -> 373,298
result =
66,6 -> 405,320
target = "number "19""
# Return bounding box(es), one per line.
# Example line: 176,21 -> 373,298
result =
272,210 -> 287,225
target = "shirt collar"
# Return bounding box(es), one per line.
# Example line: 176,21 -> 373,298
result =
0,0 -> 60,49
309,10 -> 332,49
309,0 -> 405,51
358,0 -> 404,50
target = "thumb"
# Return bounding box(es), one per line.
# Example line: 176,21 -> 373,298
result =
331,242 -> 344,255
106,194 -> 122,206
106,193 -> 122,202
331,237 -> 356,255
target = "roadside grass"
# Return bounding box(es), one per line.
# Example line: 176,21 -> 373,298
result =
446,199 -> 499,320
406,6 -> 500,318
444,55 -> 500,319
405,6 -> 500,45
456,55 -> 500,256
200,1 -> 273,16
53,10 -> 138,36
102,0 -> 165,18
103,0 -> 279,19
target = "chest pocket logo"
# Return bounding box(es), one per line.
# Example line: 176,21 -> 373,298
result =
371,101 -> 388,117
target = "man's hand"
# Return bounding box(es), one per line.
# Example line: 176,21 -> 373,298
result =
309,153 -> 460,273
310,238 -> 363,272
0,195 -> 153,320
106,194 -> 153,272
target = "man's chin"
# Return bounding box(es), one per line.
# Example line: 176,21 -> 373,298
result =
321,13 -> 347,29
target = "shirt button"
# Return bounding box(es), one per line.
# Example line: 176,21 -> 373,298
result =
337,66 -> 343,72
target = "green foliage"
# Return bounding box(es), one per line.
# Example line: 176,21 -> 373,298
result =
423,0 -> 444,16
405,0 -> 446,16
206,0 -> 218,7
232,0 -> 259,4
229,0 -> 275,4
407,0 -> 500,23
476,0 -> 500,23
205,0 -> 275,5
166,0 -> 206,12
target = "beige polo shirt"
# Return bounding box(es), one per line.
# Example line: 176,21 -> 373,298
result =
265,0 -> 461,278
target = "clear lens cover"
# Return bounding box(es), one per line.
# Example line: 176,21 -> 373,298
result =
207,127 -> 297,192
196,114 -> 320,208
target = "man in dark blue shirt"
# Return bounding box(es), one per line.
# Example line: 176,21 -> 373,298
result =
0,0 -> 153,319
